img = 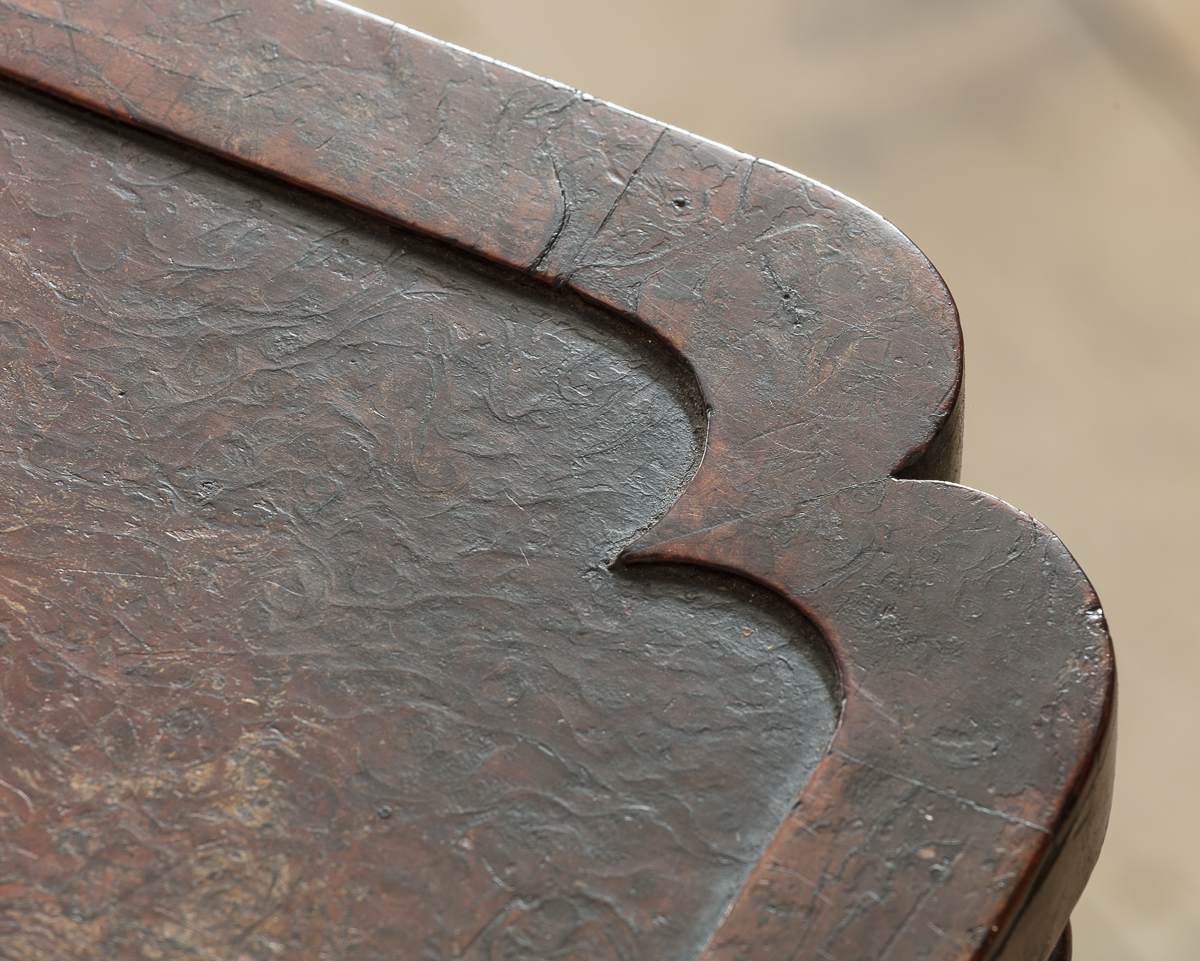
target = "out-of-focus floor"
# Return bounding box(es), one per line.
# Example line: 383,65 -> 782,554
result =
347,1 -> 1200,957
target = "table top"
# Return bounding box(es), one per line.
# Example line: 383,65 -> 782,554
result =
0,3 -> 1114,960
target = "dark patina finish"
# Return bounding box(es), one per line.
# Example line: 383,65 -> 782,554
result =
0,3 -> 1113,960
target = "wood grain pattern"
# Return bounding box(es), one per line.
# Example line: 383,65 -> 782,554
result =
0,2 -> 1114,959
0,85 -> 844,961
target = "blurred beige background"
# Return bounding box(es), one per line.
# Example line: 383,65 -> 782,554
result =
346,1 -> 1200,956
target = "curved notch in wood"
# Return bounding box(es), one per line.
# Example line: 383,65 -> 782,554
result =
0,1 -> 1114,958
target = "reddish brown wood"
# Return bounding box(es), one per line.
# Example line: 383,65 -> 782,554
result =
0,2 -> 1114,960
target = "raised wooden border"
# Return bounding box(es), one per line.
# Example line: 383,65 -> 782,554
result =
0,2 -> 1114,958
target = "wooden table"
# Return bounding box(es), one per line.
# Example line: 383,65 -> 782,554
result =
0,3 -> 1113,959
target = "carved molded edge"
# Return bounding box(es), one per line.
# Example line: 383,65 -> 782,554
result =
0,2 -> 1112,959
0,0 -> 962,518
624,487 -> 1114,961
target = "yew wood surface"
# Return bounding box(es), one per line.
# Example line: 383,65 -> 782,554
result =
0,2 -> 1115,960
0,80 -> 844,960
